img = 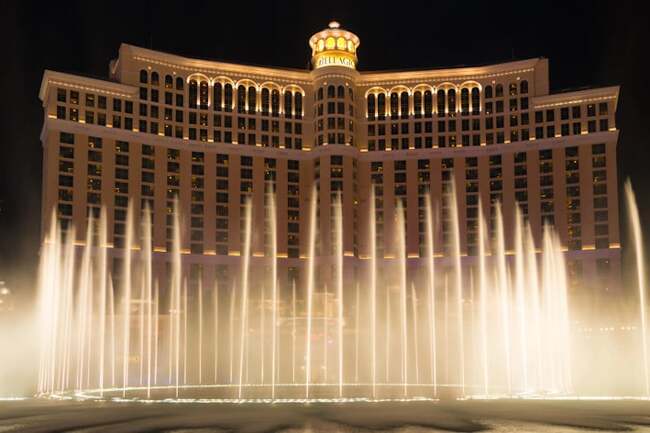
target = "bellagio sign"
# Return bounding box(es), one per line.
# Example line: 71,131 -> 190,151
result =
314,54 -> 356,70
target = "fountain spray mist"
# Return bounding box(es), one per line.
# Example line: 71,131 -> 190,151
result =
31,185 -> 649,401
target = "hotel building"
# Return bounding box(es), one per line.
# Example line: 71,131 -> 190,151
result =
39,22 -> 621,296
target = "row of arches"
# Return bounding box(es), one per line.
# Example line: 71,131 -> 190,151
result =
140,70 -> 184,90
485,80 -> 529,98
317,84 -> 354,100
367,87 -> 480,117
139,69 -> 305,116
365,80 -> 529,118
198,82 -> 303,116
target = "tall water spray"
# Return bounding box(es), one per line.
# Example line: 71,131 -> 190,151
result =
369,185 -> 378,397
237,199 -> 252,399
424,194 -> 437,395
625,180 -> 650,396
304,186 -> 317,399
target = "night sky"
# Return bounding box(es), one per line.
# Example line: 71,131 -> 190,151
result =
1,0 -> 649,292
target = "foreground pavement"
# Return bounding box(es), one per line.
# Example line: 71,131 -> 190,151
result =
1,399 -> 650,432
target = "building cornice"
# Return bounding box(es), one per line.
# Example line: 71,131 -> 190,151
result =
120,44 -> 313,84
39,70 -> 138,103
118,45 -> 549,87
532,86 -> 620,109
356,58 -> 545,86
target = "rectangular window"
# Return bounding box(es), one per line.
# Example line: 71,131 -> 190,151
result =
600,119 -> 609,131
546,110 -> 555,122
598,102 -> 608,115
572,122 -> 581,135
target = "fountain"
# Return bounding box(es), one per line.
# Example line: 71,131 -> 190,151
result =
26,182 -> 650,403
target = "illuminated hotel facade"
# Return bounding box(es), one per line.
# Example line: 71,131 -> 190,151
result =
39,22 -> 621,294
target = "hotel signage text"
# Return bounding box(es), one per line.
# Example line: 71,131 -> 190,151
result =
314,53 -> 356,69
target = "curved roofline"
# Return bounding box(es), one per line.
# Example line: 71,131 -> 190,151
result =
358,58 -> 546,83
532,85 -> 620,109
119,44 -> 551,86
120,43 -> 312,82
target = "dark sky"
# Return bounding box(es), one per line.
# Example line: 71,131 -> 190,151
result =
1,0 -> 649,290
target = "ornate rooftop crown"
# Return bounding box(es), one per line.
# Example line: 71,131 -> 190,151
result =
309,21 -> 360,70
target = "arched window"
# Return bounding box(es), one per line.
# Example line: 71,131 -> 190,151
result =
349,87 -> 354,100
237,85 -> 246,113
261,88 -> 270,115
213,83 -> 222,111
390,93 -> 399,118
413,91 -> 422,117
189,80 -> 198,109
447,88 -> 456,113
199,82 -> 208,109
151,72 -> 159,86
139,69 -> 148,84
377,93 -> 386,119
248,87 -> 256,114
284,91 -> 292,117
460,88 -> 470,115
400,91 -> 409,118
337,85 -> 345,98
471,88 -> 480,115
224,84 -> 233,112
437,90 -> 445,115
485,85 -> 493,99
318,87 -> 324,100
495,84 -> 503,97
424,90 -> 433,117
176,77 -> 184,91
520,80 -> 529,94
367,94 -> 376,119
327,85 -> 336,98
294,93 -> 303,118
165,75 -> 173,88
271,89 -> 280,116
